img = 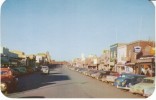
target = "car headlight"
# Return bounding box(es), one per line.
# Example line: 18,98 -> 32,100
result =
0,83 -> 7,91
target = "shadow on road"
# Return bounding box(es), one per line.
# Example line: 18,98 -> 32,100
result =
16,66 -> 70,92
20,96 -> 45,98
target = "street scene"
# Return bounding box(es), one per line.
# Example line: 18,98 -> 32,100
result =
1,0 -> 155,99
6,65 -> 144,98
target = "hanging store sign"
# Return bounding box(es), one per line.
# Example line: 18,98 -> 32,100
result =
137,58 -> 153,63
134,46 -> 141,53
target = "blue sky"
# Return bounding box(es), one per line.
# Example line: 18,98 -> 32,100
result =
1,0 -> 155,61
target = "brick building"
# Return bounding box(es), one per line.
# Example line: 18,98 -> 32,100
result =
125,40 -> 155,76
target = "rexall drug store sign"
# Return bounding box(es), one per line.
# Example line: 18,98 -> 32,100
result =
133,46 -> 141,53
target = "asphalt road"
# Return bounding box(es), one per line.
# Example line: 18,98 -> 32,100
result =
7,65 -> 144,98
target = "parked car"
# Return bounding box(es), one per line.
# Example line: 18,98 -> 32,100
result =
114,74 -> 145,90
74,67 -> 79,71
13,67 -> 27,76
26,67 -> 34,73
79,68 -> 88,73
40,66 -> 50,74
0,67 -> 18,94
113,73 -> 144,88
82,69 -> 89,75
93,71 -> 110,80
88,70 -> 98,77
129,77 -> 155,96
105,72 -> 119,83
35,66 -> 40,72
10,68 -> 21,77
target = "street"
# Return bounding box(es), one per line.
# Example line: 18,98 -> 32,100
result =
7,65 -> 144,98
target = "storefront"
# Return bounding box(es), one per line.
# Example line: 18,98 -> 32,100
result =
136,56 -> 155,77
125,62 -> 136,74
115,63 -> 125,74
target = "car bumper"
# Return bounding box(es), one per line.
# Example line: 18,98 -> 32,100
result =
117,86 -> 130,90
129,89 -> 144,95
0,83 -> 7,92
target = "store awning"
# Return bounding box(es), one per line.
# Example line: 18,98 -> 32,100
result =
116,64 -> 125,67
125,63 -> 136,66
137,58 -> 153,63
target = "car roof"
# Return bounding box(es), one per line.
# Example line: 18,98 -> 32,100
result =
121,73 -> 145,76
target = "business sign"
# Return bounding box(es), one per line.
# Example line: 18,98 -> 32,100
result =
134,46 -> 141,53
93,59 -> 98,64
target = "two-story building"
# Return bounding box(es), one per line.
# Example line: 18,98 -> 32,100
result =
115,44 -> 127,74
110,43 -> 125,71
125,40 -> 155,75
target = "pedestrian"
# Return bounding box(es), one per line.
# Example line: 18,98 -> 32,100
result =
147,66 -> 152,77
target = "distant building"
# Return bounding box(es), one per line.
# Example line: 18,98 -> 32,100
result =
36,52 -> 52,65
109,43 -> 125,71
98,50 -> 110,70
26,54 -> 36,67
10,50 -> 26,58
10,50 -> 26,66
0,46 -> 19,66
85,54 -> 98,69
115,44 -> 127,74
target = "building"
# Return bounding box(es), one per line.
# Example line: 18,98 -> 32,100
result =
72,58 -> 82,67
125,40 -> 155,75
0,47 -> 19,66
10,50 -> 26,58
115,44 -> 127,74
10,50 -> 26,66
26,54 -> 36,67
1,47 -> 10,65
85,54 -> 98,69
98,50 -> 110,71
46,51 -> 52,64
109,43 -> 125,71
36,52 -> 52,66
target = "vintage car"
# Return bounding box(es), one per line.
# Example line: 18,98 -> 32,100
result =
13,67 -> 27,75
85,70 -> 98,76
129,77 -> 155,96
114,74 -> 145,90
26,67 -> 34,73
90,70 -> 99,77
10,68 -> 21,77
91,71 -> 99,78
0,67 -> 18,94
105,72 -> 119,83
40,66 -> 50,74
113,73 -> 144,88
94,71 -> 110,80
78,68 -> 87,73
82,69 -> 89,75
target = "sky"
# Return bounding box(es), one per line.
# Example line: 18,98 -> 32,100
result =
1,0 -> 155,61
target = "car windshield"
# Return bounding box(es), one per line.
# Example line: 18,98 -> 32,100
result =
142,79 -> 154,83
120,74 -> 134,78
